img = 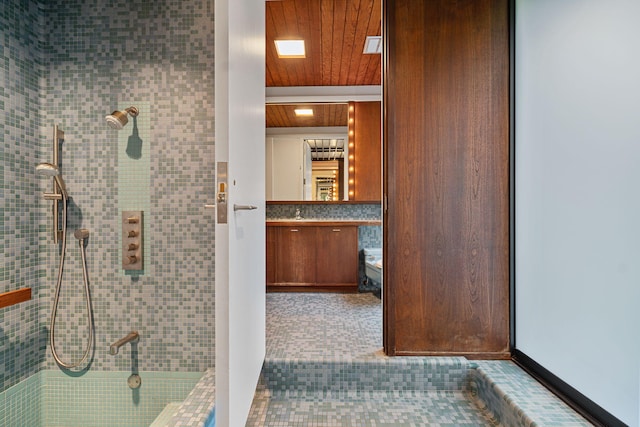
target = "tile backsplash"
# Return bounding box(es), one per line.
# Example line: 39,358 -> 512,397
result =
266,203 -> 382,221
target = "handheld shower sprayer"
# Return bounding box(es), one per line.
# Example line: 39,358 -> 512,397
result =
36,162 -> 68,198
105,106 -> 139,130
35,161 -> 94,369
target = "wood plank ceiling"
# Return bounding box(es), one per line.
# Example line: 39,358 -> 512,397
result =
266,0 -> 381,128
266,0 -> 382,87
266,103 -> 349,127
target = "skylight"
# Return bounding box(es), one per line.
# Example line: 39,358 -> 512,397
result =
294,108 -> 313,116
274,40 -> 306,58
363,36 -> 382,54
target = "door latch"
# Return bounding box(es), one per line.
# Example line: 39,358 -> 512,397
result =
216,162 -> 228,224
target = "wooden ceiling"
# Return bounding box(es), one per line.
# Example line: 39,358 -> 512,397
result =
266,0 -> 382,87
266,103 -> 348,127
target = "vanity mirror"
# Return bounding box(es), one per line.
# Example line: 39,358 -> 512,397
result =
266,103 -> 349,201
266,101 -> 381,202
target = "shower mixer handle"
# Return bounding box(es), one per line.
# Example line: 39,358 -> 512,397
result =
124,255 -> 138,265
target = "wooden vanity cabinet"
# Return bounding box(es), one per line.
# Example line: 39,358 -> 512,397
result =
267,224 -> 358,292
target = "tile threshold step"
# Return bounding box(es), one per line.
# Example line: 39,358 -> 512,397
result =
247,388 -> 499,427
262,356 -> 473,393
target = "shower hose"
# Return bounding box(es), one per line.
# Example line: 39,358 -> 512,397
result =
50,195 -> 94,369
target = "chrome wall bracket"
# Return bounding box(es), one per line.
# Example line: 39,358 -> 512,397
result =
49,125 -> 64,243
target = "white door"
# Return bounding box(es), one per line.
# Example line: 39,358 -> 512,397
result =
268,138 -> 304,200
214,1 -> 265,426
303,141 -> 312,200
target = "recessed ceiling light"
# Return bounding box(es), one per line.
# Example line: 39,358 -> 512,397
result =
363,36 -> 382,54
274,40 -> 305,58
294,108 -> 313,116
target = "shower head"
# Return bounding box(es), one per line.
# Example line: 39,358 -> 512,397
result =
105,111 -> 128,130
105,106 -> 139,130
36,162 -> 60,176
36,162 -> 68,197
74,228 -> 90,240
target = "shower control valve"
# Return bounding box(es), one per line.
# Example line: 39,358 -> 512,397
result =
122,210 -> 143,271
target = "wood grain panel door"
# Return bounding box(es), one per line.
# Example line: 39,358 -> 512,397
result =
274,226 -> 317,285
315,226 -> 359,286
384,0 -> 510,357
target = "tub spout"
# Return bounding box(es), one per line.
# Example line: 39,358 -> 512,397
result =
109,331 -> 139,355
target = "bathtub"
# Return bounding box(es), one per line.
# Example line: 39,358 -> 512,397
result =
363,247 -> 382,287
0,370 -> 203,427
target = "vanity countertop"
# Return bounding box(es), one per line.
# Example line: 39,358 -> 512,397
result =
266,219 -> 381,227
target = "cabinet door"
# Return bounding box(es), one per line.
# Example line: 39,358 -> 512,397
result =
274,227 -> 316,284
315,226 -> 358,285
352,101 -> 382,201
266,226 -> 276,284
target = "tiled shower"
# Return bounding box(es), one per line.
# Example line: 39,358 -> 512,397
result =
1,0 -> 215,423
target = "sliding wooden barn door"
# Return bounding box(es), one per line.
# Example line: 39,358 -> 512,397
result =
383,0 -> 510,358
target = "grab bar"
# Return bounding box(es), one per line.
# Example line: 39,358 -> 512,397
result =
109,331 -> 139,355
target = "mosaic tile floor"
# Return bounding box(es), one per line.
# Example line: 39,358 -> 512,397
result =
246,293 -> 499,426
246,293 -> 592,427
264,293 -> 383,361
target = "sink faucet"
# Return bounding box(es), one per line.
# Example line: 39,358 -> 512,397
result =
295,208 -> 302,220
109,331 -> 140,355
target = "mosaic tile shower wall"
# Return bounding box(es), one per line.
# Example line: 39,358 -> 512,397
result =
38,0 -> 215,371
1,0 -> 214,395
0,0 -> 46,392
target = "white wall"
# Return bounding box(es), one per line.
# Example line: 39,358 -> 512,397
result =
516,1 -> 640,425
